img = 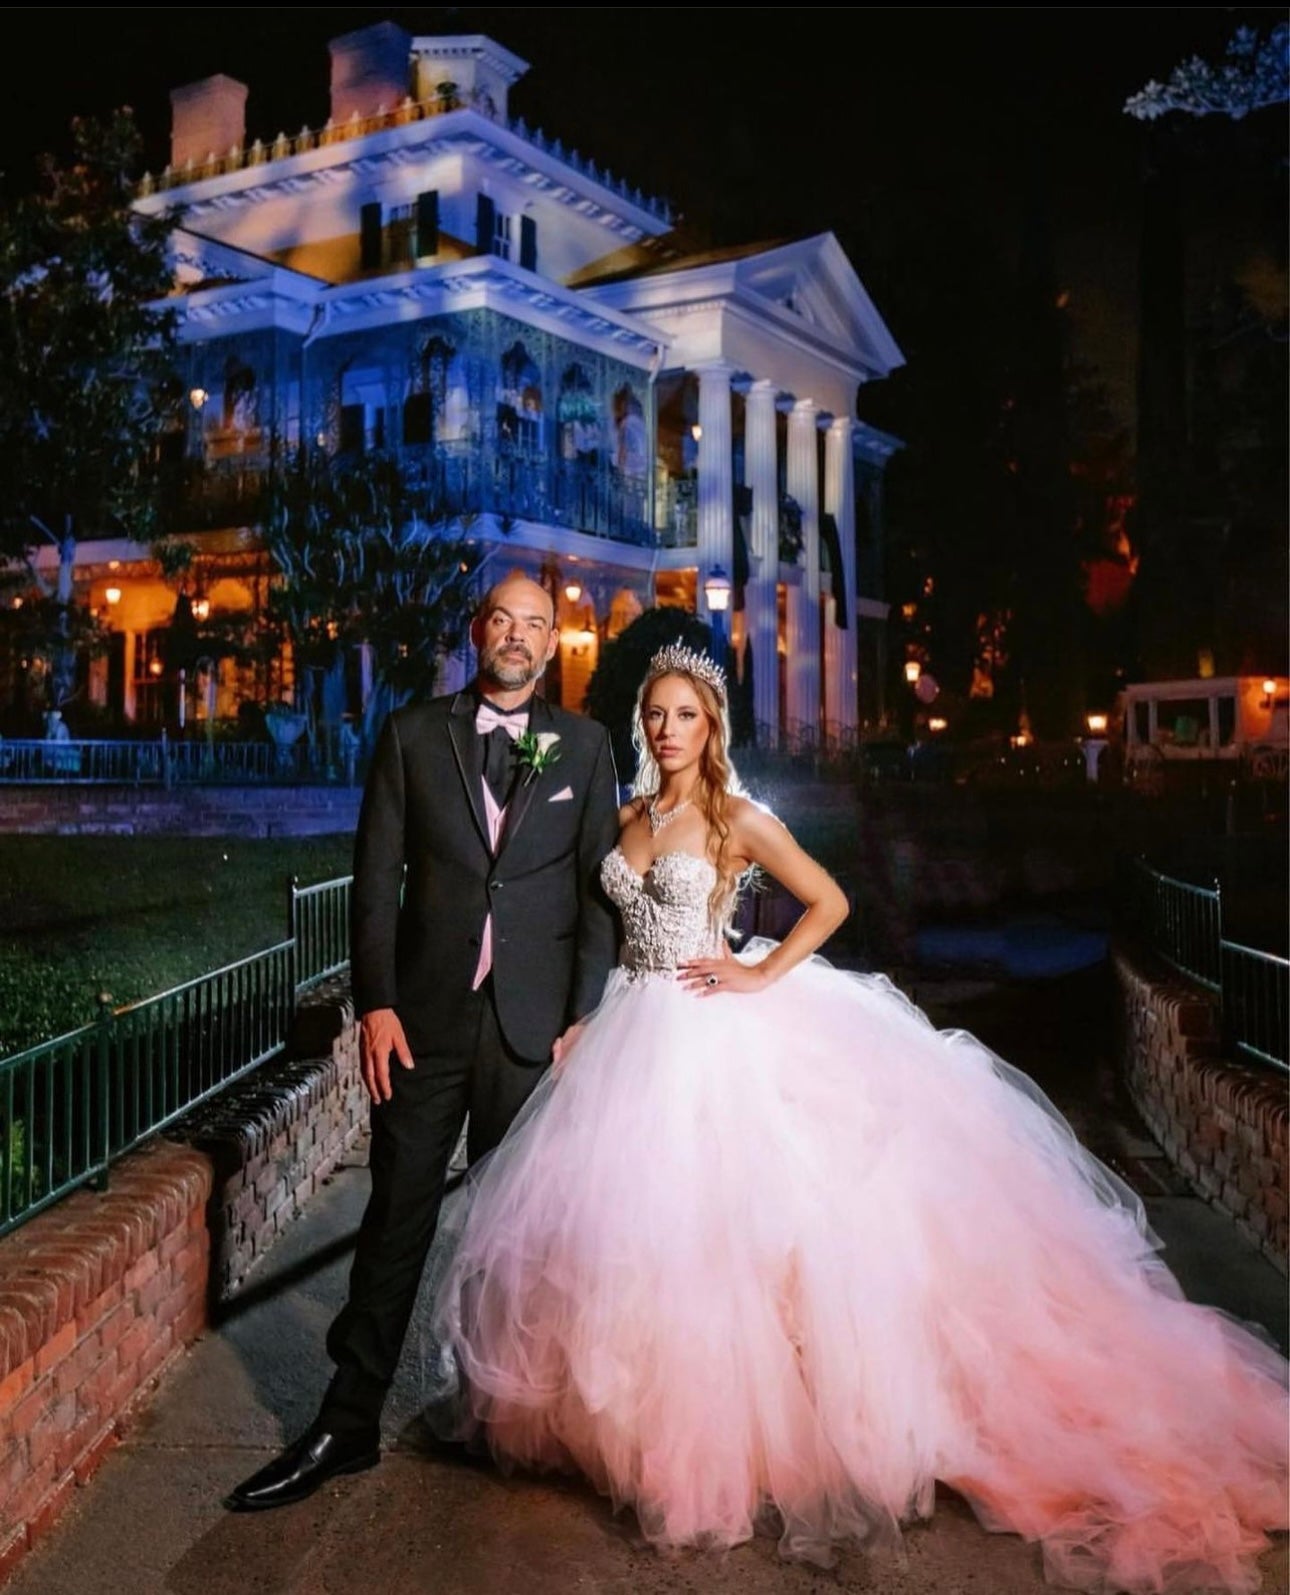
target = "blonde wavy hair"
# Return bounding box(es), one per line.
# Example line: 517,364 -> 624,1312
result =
630,662 -> 746,924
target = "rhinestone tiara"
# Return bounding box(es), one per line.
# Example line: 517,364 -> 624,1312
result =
645,642 -> 727,701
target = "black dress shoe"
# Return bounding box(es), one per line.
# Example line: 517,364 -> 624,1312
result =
224,1427 -> 380,1511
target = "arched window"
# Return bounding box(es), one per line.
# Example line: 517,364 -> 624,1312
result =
498,342 -> 542,453
405,335 -> 470,446
558,364 -> 600,463
222,360 -> 258,437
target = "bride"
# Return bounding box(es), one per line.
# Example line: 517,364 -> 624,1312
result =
425,642 -> 1288,1593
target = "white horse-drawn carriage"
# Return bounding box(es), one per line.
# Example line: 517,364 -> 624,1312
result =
1119,674 -> 1288,795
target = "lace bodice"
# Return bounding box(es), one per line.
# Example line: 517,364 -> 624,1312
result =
600,847 -> 726,975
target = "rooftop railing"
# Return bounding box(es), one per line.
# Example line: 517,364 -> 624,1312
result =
138,92 -> 672,223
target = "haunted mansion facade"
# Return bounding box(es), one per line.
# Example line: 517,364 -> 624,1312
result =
45,24 -> 904,744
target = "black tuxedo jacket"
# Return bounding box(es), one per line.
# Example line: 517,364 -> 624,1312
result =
349,688 -> 621,1062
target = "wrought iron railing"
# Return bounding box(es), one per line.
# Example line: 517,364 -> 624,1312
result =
0,737 -> 362,787
1125,859 -> 1223,990
1122,857 -> 1288,1071
1220,939 -> 1289,1072
290,874 -> 353,991
402,443 -> 654,546
0,874 -> 354,1237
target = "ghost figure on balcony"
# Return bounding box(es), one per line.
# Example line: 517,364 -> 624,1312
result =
498,342 -> 543,453
613,384 -> 647,477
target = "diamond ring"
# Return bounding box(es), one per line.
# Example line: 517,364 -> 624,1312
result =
705,974 -> 719,987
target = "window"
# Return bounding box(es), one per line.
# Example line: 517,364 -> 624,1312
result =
1217,696 -> 1237,746
493,212 -> 512,261
1155,697 -> 1209,747
386,205 -> 415,268
133,629 -> 167,727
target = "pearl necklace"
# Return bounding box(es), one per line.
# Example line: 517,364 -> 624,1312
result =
647,798 -> 691,835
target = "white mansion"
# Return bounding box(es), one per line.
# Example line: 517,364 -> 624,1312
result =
74,23 -> 905,742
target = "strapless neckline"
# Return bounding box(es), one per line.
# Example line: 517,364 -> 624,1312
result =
608,845 -> 718,887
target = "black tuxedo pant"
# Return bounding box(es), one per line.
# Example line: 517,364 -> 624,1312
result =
318,976 -> 544,1438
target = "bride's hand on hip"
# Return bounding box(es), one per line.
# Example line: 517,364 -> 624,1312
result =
678,955 -> 767,997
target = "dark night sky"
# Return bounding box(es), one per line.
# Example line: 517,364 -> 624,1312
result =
2,6 -> 1284,433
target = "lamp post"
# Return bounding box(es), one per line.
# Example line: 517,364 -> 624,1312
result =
703,564 -> 731,664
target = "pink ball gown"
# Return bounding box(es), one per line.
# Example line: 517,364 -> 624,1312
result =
425,845 -> 1289,1592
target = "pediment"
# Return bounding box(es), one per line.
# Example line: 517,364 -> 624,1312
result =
732,234 -> 904,376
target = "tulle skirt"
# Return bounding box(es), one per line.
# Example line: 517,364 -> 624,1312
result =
424,941 -> 1289,1593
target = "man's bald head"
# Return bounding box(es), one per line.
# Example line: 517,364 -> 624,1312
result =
477,572 -> 555,629
471,570 -> 559,696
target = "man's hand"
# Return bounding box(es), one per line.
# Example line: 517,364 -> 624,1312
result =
360,1008 -> 414,1103
551,1020 -> 587,1079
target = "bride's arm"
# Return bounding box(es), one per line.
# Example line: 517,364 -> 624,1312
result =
680,800 -> 849,995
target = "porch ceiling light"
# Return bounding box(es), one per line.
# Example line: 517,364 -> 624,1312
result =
105,586 -> 122,605
564,580 -> 582,603
903,659 -> 921,684
189,387 -> 209,410
192,597 -> 211,621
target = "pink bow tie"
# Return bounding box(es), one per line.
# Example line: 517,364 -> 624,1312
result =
476,703 -> 528,739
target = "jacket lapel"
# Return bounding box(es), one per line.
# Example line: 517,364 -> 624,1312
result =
446,691 -> 491,852
495,694 -> 553,858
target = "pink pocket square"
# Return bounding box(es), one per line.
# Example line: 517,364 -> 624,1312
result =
547,785 -> 575,802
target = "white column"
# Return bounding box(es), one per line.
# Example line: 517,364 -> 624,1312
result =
744,378 -> 779,744
695,363 -> 734,627
824,415 -> 858,733
785,398 -> 820,738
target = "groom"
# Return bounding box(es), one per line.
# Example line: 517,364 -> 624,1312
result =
227,570 -> 620,1509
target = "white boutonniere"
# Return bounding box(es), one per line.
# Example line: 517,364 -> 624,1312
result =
516,729 -> 561,785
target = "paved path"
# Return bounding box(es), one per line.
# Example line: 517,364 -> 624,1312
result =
6,964 -> 1288,1595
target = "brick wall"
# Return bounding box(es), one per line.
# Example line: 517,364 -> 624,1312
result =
0,1143 -> 211,1578
0,987 -> 367,1580
170,985 -> 366,1298
1112,938 -> 1288,1275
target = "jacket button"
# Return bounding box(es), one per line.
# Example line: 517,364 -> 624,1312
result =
489,880 -> 502,891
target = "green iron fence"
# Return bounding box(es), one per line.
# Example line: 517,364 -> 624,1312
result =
1123,857 -> 1288,1072
0,873 -> 354,1238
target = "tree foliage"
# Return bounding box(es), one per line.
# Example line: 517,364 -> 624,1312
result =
1125,24 -> 1290,122
261,446 -> 482,743
0,108 -> 178,708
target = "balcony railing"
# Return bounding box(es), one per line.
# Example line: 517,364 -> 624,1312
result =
402,444 -> 656,546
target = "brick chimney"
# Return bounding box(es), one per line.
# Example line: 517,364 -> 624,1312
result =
329,21 -> 413,123
169,75 -> 248,169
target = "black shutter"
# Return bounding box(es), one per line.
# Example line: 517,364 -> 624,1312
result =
339,405 -> 366,454
402,393 -> 432,446
819,512 -> 849,629
416,190 -> 439,259
360,202 -> 382,270
476,193 -> 496,255
519,214 -> 537,272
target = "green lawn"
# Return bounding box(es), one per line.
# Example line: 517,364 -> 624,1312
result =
0,805 -> 866,1060
0,836 -> 355,1057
